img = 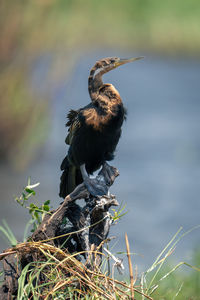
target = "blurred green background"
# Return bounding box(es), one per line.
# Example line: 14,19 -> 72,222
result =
1,0 -> 200,168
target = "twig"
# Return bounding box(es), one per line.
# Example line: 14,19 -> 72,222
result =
125,233 -> 134,300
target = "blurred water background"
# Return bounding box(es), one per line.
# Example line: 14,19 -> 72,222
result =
0,0 -> 200,272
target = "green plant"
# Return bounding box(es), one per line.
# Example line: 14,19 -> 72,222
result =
15,178 -> 51,232
139,226 -> 200,299
0,219 -> 18,246
111,201 -> 127,223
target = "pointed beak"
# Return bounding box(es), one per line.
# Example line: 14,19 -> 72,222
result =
114,56 -> 144,68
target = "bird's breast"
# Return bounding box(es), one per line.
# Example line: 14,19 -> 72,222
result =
81,103 -> 125,131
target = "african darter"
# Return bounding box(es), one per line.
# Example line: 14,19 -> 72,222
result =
59,56 -> 143,198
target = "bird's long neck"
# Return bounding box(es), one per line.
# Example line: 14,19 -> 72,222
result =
88,59 -> 114,102
88,62 -> 103,101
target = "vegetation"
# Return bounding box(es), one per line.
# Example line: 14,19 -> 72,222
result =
0,181 -> 199,299
152,250 -> 200,300
1,0 -> 200,168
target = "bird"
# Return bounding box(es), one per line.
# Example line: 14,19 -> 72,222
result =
59,56 -> 143,198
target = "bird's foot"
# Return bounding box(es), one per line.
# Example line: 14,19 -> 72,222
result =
84,177 -> 109,197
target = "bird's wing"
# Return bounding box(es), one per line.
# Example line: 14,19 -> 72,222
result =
65,109 -> 81,145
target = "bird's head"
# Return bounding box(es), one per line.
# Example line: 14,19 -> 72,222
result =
96,56 -> 144,74
88,56 -> 144,101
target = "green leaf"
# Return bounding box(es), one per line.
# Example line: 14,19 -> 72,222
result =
22,192 -> 27,199
34,211 -> 41,223
43,205 -> 50,212
29,203 -> 37,208
25,188 -> 35,195
44,200 -> 50,205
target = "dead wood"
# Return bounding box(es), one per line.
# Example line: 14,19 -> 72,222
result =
0,163 -> 119,299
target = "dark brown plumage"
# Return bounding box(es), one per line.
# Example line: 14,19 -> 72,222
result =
59,56 -> 143,198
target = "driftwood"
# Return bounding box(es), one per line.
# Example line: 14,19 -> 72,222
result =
0,163 -> 119,299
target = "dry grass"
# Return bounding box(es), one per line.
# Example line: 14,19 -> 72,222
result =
1,240 -> 153,300
1,226 -> 200,299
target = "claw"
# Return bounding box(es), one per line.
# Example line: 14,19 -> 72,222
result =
84,177 -> 108,197
80,163 -> 109,196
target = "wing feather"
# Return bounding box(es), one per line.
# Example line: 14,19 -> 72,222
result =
65,109 -> 81,145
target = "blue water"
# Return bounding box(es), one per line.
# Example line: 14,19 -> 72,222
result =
0,54 -> 200,272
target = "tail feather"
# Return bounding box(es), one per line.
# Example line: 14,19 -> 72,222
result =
59,156 -> 83,198
60,155 -> 69,170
